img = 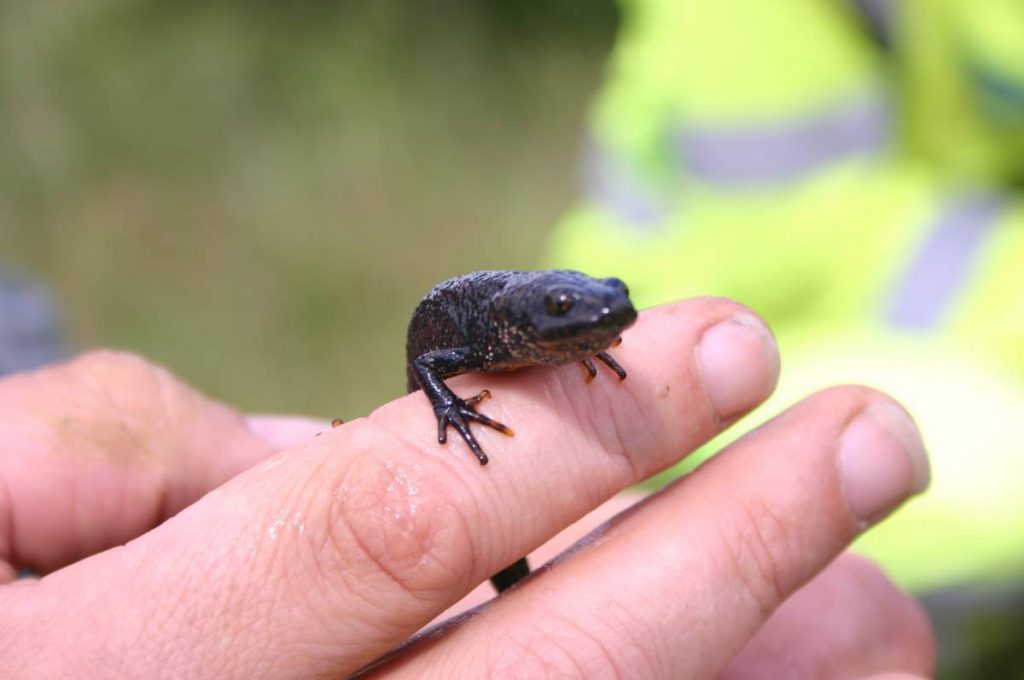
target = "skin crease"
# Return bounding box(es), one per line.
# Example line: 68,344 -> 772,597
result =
0,299 -> 934,678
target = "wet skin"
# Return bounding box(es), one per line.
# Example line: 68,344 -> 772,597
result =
405,270 -> 638,592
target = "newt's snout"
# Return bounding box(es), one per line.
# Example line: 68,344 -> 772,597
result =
597,298 -> 637,330
532,296 -> 636,360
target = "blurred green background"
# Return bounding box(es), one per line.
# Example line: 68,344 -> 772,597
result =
1,0 -> 615,418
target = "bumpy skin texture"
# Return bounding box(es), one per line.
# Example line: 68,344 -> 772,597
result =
405,270 -> 637,592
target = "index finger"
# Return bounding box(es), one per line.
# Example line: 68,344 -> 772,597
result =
362,297 -> 780,589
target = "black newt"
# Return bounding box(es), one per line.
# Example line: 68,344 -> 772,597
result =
405,270 -> 638,593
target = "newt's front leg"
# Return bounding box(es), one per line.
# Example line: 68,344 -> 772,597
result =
411,348 -> 513,465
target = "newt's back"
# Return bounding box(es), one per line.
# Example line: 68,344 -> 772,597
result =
405,271 -> 522,392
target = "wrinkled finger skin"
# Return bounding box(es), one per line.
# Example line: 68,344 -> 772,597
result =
719,553 -> 935,679
436,508 -> 935,680
0,298 -> 931,678
362,385 -> 931,679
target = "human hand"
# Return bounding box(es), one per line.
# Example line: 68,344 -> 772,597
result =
0,299 -> 933,678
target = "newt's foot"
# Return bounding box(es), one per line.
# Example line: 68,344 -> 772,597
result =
436,390 -> 513,465
581,352 -> 628,382
316,417 -> 345,437
596,352 -> 627,380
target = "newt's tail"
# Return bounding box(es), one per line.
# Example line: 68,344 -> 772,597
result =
489,557 -> 531,593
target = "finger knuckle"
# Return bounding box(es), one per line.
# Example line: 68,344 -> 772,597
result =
324,422 -> 477,599
69,349 -> 180,412
55,349 -> 191,465
552,369 -> 643,484
72,348 -> 159,379
488,619 -> 625,680
725,496 -> 798,618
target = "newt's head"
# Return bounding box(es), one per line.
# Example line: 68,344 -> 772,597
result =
492,270 -> 637,365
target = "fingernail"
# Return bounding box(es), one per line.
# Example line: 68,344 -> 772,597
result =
697,313 -> 780,420
838,401 -> 931,524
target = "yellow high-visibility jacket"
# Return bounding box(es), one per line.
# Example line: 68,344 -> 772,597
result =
546,0 -> 1024,590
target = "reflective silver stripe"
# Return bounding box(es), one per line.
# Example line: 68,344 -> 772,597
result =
582,139 -> 671,229
885,195 -> 1004,330
675,98 -> 891,187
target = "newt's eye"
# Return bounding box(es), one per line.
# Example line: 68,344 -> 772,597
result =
545,292 -> 574,316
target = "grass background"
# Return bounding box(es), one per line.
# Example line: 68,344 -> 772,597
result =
1,0 -> 616,418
